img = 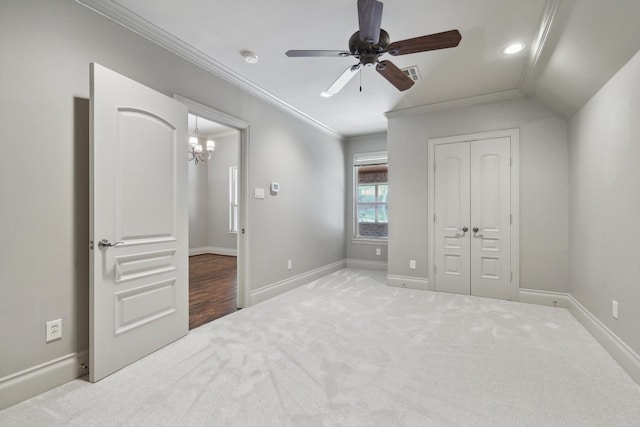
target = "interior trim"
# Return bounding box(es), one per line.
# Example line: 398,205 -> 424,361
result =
384,89 -> 522,118
174,94 -> 250,309
346,259 -> 388,271
189,246 -> 238,257
249,260 -> 346,305
520,288 -> 640,385
386,274 -> 430,290
75,0 -> 342,139
0,350 -> 88,410
518,0 -> 576,94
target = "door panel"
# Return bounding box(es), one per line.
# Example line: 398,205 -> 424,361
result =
470,138 -> 511,299
90,63 -> 188,382
434,142 -> 471,295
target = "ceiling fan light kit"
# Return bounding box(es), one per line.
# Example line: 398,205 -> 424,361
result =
285,0 -> 461,95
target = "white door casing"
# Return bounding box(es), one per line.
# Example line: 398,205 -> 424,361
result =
90,63 -> 189,382
173,94 -> 251,309
428,130 -> 519,300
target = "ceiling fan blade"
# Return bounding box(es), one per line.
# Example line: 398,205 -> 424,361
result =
358,0 -> 383,45
387,30 -> 462,56
324,64 -> 362,96
286,50 -> 353,58
376,60 -> 414,91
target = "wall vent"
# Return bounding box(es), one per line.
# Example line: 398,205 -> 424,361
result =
402,66 -> 421,82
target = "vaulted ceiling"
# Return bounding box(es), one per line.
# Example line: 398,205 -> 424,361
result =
79,0 -> 640,137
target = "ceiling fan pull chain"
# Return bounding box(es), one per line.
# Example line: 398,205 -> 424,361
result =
360,67 -> 363,92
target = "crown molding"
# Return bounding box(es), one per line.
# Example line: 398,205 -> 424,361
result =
518,0 -> 575,95
75,0 -> 342,139
384,89 -> 523,119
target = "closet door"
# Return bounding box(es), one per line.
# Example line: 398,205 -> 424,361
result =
470,137 -> 511,299
433,137 -> 512,299
434,142 -> 471,295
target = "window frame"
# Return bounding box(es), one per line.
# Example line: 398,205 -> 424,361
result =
353,151 -> 388,241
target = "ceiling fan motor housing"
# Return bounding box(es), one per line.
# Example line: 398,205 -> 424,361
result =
349,29 -> 390,65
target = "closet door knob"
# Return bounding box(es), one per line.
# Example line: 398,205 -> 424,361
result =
472,227 -> 484,233
457,227 -> 469,233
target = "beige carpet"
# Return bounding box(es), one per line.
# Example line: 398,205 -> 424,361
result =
2,268 -> 639,426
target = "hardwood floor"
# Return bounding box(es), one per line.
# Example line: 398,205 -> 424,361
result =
189,254 -> 237,330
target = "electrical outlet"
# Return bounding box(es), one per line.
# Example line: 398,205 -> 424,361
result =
287,260 -> 292,270
409,259 -> 416,269
46,319 -> 62,342
375,248 -> 381,256
612,300 -> 619,319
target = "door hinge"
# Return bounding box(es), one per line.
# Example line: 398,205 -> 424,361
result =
433,162 -> 436,172
433,214 -> 436,223
510,271 -> 513,282
510,157 -> 513,167
510,214 -> 512,225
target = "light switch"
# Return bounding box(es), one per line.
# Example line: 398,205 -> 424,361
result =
254,188 -> 265,199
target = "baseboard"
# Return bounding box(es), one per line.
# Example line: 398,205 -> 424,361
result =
346,258 -> 387,271
189,246 -> 237,257
386,274 -> 430,290
518,288 -> 571,308
566,294 -> 640,385
250,260 -> 346,305
519,288 -> 640,385
0,349 -> 88,410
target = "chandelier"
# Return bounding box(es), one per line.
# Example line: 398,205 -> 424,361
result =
188,116 -> 215,164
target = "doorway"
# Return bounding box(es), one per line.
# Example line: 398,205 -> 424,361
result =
428,129 -> 520,300
176,94 -> 251,324
187,113 -> 240,328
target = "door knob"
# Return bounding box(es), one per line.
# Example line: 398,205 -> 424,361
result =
457,227 -> 469,233
98,239 -> 124,249
472,227 -> 484,233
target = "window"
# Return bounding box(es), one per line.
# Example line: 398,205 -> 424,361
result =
354,152 -> 388,239
229,166 -> 238,233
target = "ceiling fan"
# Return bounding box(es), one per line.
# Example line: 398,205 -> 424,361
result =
285,0 -> 461,96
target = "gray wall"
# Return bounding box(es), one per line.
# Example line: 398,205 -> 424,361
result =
386,97 -> 569,293
188,132 -> 240,252
0,0 -> 345,396
345,133 -> 389,265
568,49 -> 640,356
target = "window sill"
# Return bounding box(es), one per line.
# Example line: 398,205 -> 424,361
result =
351,238 -> 388,245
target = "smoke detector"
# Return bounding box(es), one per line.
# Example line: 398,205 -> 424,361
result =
242,51 -> 259,64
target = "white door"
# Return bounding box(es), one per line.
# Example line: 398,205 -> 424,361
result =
434,142 -> 471,295
90,63 -> 188,382
469,138 -> 511,299
434,137 -> 512,300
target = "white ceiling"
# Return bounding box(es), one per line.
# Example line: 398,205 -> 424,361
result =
82,0 -> 640,137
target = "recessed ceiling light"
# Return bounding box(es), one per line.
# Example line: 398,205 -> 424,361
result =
502,43 -> 526,55
320,91 -> 332,98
